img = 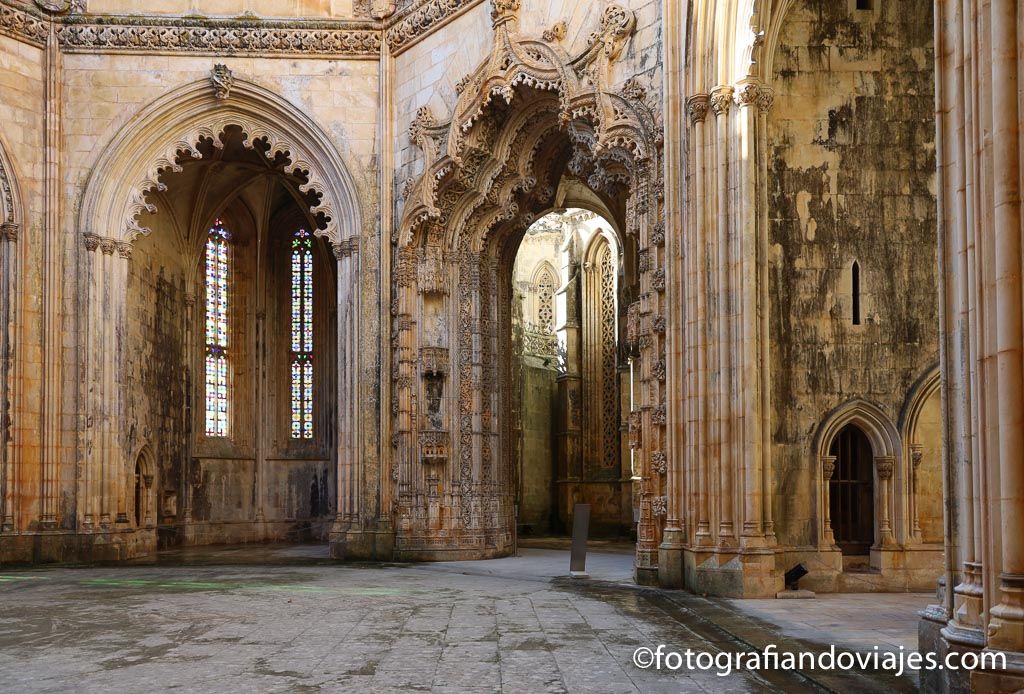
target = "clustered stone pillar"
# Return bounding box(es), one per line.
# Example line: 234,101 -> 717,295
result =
926,0 -> 1024,688
874,455 -> 895,546
333,238 -> 360,534
0,221 -> 18,533
82,233 -> 131,533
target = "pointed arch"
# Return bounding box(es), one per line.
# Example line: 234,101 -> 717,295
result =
79,76 -> 363,245
0,133 -> 24,230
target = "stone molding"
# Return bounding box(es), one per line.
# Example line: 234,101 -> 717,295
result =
1,0 -> 381,55
386,0 -> 482,55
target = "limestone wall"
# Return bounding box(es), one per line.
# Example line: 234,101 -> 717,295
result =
0,31 -> 46,531
766,0 -> 938,548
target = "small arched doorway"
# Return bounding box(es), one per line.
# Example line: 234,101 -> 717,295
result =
829,424 -> 875,555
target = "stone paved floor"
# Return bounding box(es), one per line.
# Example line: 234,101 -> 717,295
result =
0,545 -> 924,692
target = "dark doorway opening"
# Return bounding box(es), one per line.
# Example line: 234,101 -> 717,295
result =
829,425 -> 875,555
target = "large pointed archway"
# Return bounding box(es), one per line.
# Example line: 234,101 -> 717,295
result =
75,72 -> 364,557
384,2 -> 667,581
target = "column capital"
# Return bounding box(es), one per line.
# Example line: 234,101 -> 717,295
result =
875,455 -> 895,480
686,94 -> 710,125
0,222 -> 18,242
83,233 -> 102,252
821,454 -> 837,480
709,85 -> 734,117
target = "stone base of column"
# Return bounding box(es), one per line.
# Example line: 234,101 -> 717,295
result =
329,527 -> 395,561
683,547 -> 780,597
0,527 -> 157,563
920,621 -> 984,694
970,650 -> 1024,694
657,528 -> 685,589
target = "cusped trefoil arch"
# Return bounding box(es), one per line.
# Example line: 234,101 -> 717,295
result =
400,1 -> 654,247
80,75 -> 362,246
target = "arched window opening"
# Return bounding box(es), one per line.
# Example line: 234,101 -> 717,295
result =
290,228 -> 314,439
204,220 -> 230,437
535,266 -> 556,333
829,424 -> 875,555
851,260 -> 861,325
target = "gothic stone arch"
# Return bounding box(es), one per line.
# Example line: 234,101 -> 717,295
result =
385,0 -> 666,577
76,72 -> 364,541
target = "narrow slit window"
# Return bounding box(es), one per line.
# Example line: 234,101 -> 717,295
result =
204,220 -> 230,437
856,0 -> 872,9
290,229 -> 314,439
852,260 -> 862,325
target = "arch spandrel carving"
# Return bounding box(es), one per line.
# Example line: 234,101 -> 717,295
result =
80,75 -> 362,246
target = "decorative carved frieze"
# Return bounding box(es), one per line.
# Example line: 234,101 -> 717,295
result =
56,15 -> 381,56
651,495 -> 668,517
651,402 -> 666,426
0,3 -> 48,47
651,268 -> 666,292
386,0 -> 470,54
651,450 -> 667,475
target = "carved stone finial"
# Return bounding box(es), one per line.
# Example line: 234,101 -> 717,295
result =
490,0 -> 520,29
686,94 -> 710,125
408,105 -> 437,142
542,21 -> 567,42
621,77 -> 646,102
210,64 -> 234,100
592,4 -> 636,61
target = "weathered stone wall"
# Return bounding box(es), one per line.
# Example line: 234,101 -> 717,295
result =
767,0 -> 938,547
518,360 -> 555,533
0,32 -> 46,532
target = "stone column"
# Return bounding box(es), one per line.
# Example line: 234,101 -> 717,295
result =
0,222 -> 17,532
734,80 -> 764,547
686,94 -> 712,548
329,237 -> 363,558
821,455 -> 836,546
985,0 -> 1024,653
710,85 -> 735,546
909,443 -> 923,541
875,455 -> 895,546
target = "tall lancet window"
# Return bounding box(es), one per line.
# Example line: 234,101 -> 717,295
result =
536,266 -> 556,333
204,220 -> 230,437
291,229 -> 314,439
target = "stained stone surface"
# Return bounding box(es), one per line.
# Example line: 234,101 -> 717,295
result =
0,546 -> 923,693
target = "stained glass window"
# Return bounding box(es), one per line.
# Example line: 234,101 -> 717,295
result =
204,220 -> 230,437
291,229 -> 314,439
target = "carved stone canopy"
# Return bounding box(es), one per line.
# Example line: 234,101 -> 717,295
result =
398,0 -> 657,250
